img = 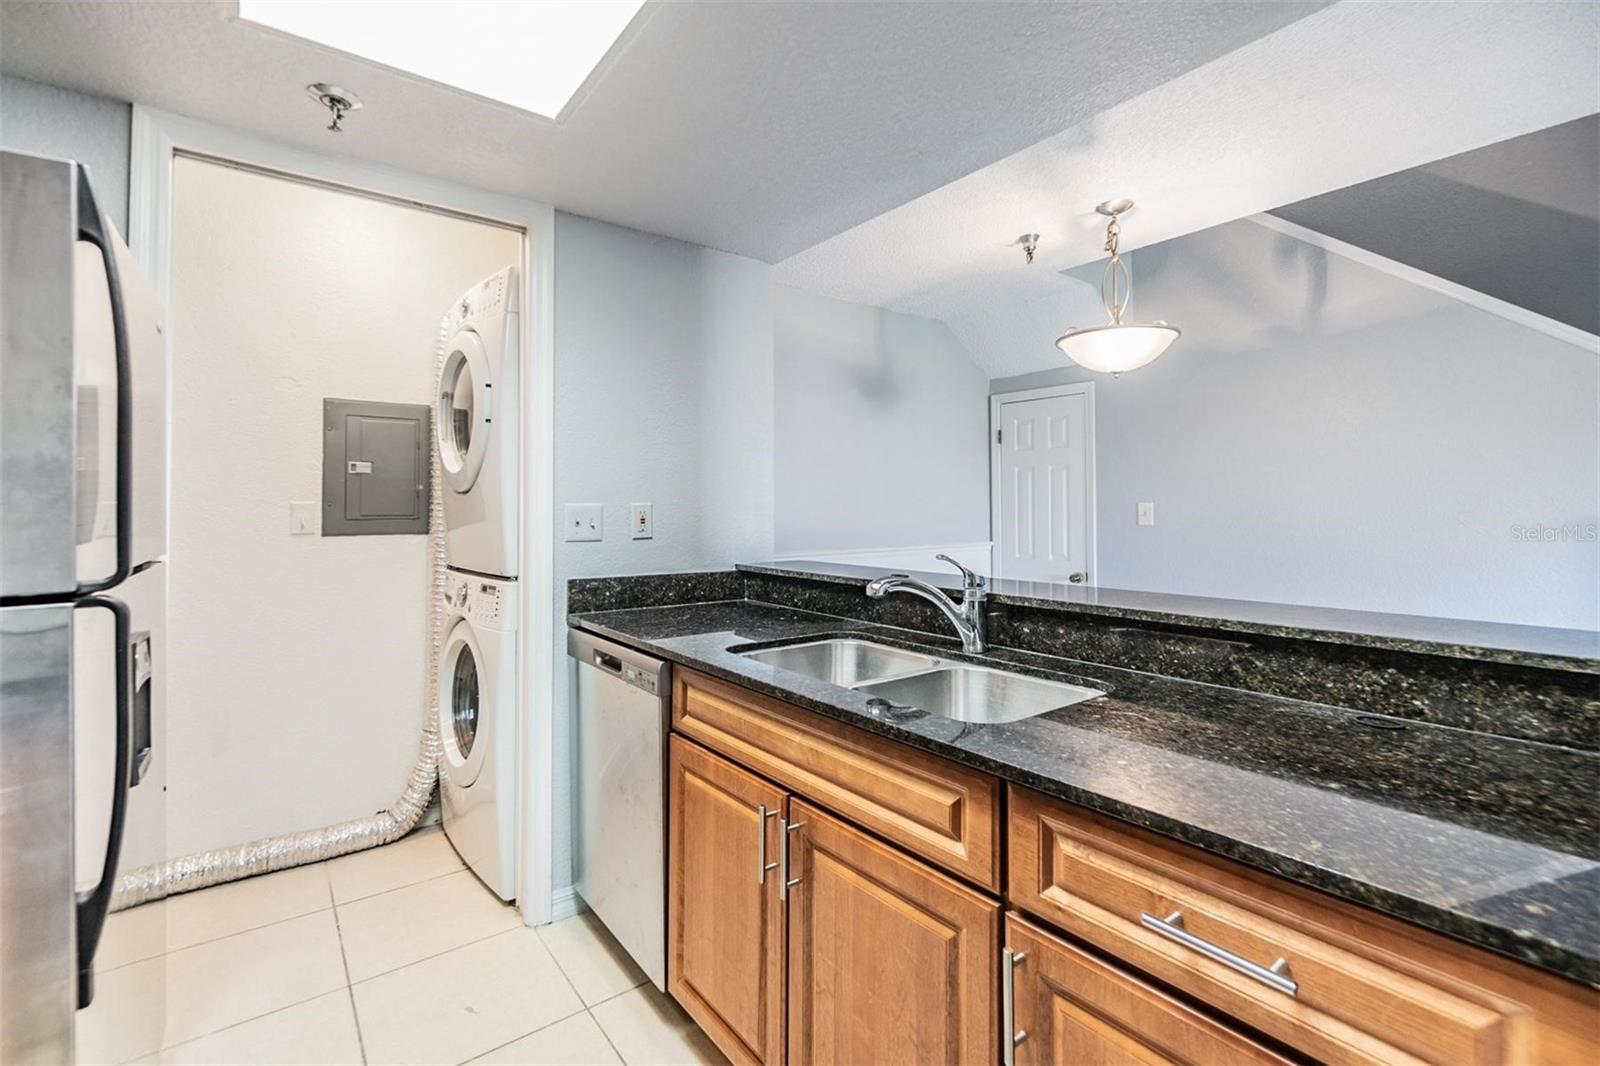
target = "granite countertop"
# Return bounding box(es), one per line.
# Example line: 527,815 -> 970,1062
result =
739,561 -> 1600,673
569,599 -> 1600,987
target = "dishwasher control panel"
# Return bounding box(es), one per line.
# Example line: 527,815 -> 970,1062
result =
621,662 -> 659,696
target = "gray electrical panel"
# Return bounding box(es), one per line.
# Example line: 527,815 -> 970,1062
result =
322,398 -> 430,536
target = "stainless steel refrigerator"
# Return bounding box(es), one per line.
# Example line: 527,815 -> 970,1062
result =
1,150 -> 168,1062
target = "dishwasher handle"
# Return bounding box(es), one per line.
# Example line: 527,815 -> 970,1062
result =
568,628 -> 672,698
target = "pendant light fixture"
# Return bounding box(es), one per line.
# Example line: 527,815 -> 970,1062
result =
1056,199 -> 1179,374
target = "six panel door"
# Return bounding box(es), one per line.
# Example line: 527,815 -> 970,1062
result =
994,389 -> 1091,584
667,736 -> 788,1066
785,799 -> 1000,1066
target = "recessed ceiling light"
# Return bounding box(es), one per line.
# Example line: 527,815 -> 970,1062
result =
238,0 -> 646,120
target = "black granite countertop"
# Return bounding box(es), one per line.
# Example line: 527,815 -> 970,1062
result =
569,599 -> 1600,987
740,561 -> 1600,673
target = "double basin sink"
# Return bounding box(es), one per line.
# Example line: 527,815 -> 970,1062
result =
737,638 -> 1103,724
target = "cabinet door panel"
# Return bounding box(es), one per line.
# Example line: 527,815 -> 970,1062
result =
668,736 -> 786,1066
787,800 -> 998,1066
1008,914 -> 1295,1066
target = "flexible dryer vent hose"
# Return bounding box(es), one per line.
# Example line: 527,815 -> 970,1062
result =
112,319 -> 452,910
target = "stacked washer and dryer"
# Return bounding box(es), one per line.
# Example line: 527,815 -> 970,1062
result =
435,267 -> 520,901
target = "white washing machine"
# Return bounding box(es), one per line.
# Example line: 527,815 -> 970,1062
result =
438,267 -> 519,578
437,568 -> 518,900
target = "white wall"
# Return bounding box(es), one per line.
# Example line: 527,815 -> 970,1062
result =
168,157 -> 521,856
773,285 -> 990,563
551,211 -> 774,895
0,75 -> 130,233
989,219 -> 1600,630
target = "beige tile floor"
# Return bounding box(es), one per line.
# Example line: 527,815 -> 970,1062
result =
79,826 -> 727,1066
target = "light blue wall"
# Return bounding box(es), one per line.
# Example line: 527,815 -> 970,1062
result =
0,75 -> 131,234
551,210 -> 774,891
991,221 -> 1599,629
774,285 -> 989,555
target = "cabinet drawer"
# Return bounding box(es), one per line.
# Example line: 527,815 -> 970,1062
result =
1008,786 -> 1599,1066
673,668 -> 1001,890
1006,912 -> 1296,1065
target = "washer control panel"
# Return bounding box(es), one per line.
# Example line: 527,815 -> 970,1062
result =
444,570 -> 518,632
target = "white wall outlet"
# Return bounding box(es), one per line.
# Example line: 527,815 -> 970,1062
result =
1137,502 -> 1155,527
290,501 -> 317,535
630,502 -> 654,540
565,503 -> 603,542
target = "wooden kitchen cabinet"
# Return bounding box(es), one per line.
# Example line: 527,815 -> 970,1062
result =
667,673 -> 1599,1066
667,736 -> 787,1066
786,799 -> 999,1066
1005,912 -> 1296,1066
1008,784 -> 1600,1066
669,736 -> 1000,1066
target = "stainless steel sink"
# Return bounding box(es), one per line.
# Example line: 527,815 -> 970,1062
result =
738,639 -> 940,686
855,665 -> 1103,724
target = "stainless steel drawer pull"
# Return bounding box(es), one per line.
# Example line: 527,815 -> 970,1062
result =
1140,911 -> 1298,997
1001,948 -> 1028,1066
755,804 -> 778,885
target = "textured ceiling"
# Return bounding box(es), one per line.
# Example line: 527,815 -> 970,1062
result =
0,0 -> 1324,262
775,1 -> 1600,322
1273,115 -> 1600,335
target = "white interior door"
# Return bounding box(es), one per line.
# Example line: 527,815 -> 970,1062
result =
991,386 -> 1094,583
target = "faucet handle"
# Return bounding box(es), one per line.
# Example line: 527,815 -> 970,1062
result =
936,554 -> 985,591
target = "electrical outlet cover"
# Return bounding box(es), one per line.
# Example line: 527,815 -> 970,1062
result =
630,502 -> 653,539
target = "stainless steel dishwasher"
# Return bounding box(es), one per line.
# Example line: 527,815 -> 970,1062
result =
569,629 -> 671,991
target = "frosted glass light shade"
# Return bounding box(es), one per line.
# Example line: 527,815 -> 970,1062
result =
1055,323 -> 1180,374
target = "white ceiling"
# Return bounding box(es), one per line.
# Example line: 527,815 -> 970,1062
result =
775,1 -> 1600,322
0,0 -> 1324,262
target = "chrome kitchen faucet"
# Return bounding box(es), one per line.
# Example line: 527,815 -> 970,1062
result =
865,554 -> 988,654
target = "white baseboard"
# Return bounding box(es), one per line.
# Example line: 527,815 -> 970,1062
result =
774,541 -> 993,576
549,883 -> 585,922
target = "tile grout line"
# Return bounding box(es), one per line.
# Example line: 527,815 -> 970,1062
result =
155,985 -> 349,1055
119,845 -> 473,1058
345,917 -> 524,987
450,915 -> 644,1065
332,858 -> 467,908
588,1004 -> 631,1066
328,872 -> 370,1066
98,853 -> 465,978
532,921 -> 646,1066
450,1003 -> 592,1065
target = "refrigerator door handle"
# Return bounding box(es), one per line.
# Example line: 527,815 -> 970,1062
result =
73,170 -> 134,597
71,594 -> 132,1010
129,630 -> 153,787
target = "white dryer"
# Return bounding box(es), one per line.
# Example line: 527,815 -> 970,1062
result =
437,568 -> 518,900
438,267 -> 519,578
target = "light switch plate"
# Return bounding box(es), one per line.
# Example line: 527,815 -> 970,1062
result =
1137,502 -> 1155,527
565,503 -> 603,542
290,501 -> 317,535
630,502 -> 653,539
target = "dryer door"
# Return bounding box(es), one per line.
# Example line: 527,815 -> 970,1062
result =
438,619 -> 490,787
437,330 -> 492,493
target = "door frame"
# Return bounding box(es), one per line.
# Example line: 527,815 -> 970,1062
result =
988,382 -> 1097,583
127,105 -> 557,925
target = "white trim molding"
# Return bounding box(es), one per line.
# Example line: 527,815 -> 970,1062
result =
1249,212 -> 1600,353
989,382 -> 1098,583
128,105 -> 559,927
549,883 -> 586,922
774,542 -> 994,576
